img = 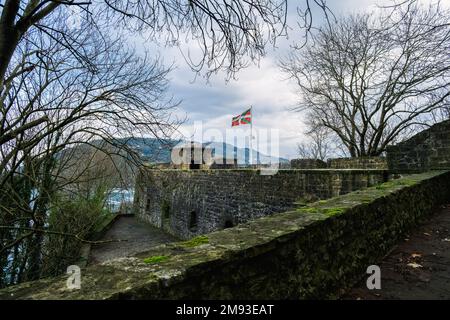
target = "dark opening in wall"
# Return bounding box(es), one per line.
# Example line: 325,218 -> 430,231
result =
383,170 -> 390,182
189,211 -> 198,231
224,220 -> 234,229
161,200 -> 170,219
189,163 -> 200,169
146,198 -> 151,211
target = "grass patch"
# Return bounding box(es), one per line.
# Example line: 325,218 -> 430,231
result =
143,255 -> 169,264
180,235 -> 209,248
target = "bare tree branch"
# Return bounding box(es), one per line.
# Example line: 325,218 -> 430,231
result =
281,3 -> 450,157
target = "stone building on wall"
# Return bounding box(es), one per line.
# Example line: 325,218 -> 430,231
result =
171,141 -> 238,169
171,141 -> 213,169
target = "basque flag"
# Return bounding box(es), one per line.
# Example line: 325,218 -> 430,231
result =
231,108 -> 252,127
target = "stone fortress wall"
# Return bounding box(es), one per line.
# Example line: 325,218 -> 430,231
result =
135,169 -> 389,239
4,170 -> 450,299
290,157 -> 388,169
387,120 -> 450,172
135,120 -> 450,240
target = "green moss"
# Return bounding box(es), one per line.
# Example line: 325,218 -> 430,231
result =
396,179 -> 417,186
143,255 -> 169,264
323,207 -> 346,216
375,178 -> 418,190
180,235 -> 209,248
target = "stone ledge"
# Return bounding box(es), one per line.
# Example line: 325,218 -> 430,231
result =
1,171 -> 449,300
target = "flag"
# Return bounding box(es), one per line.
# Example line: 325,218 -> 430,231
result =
231,108 -> 252,127
240,108 -> 252,125
232,115 -> 240,127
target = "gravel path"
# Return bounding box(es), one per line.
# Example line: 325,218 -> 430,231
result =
88,216 -> 177,264
344,204 -> 450,299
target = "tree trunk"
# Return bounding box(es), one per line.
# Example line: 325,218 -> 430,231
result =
25,229 -> 44,281
0,0 -> 22,88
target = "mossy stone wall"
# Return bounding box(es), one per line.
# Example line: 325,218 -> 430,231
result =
1,171 -> 449,300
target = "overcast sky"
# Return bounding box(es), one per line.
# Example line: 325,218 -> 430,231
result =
144,0 -> 442,159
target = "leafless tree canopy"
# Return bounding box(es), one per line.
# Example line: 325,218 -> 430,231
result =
0,11 -> 179,285
1,12 -> 177,181
0,0 -> 335,287
282,2 -> 450,157
297,124 -> 333,161
0,0 -> 292,84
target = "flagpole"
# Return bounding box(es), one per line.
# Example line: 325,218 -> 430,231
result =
250,106 -> 253,166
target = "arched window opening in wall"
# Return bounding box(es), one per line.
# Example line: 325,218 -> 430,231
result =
189,211 -> 198,231
224,220 -> 234,229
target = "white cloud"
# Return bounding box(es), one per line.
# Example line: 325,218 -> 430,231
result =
137,0 -> 449,159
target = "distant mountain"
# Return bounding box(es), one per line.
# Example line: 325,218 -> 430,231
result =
111,137 -> 289,165
205,141 -> 289,165
114,137 -> 178,163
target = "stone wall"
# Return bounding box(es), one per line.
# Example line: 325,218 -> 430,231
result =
289,157 -> 387,169
134,169 -> 389,239
3,170 -> 449,300
290,159 -> 327,169
328,157 -> 387,169
387,120 -> 450,172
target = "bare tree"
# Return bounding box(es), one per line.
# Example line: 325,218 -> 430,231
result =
281,3 -> 450,157
1,20 -> 176,176
297,125 -> 333,161
0,14 -> 178,284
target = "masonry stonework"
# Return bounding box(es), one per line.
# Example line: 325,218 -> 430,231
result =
387,120 -> 450,172
135,169 -> 389,239
327,157 -> 387,169
290,159 -> 327,169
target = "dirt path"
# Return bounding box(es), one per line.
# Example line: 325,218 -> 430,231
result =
345,204 -> 450,299
88,216 -> 177,264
